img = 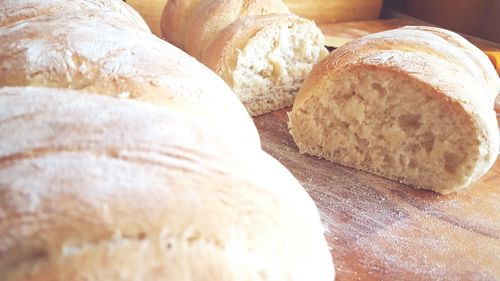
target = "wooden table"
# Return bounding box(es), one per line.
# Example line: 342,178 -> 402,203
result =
254,109 -> 499,281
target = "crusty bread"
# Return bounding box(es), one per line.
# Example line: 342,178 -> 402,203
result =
0,0 -> 149,31
161,0 -> 327,116
183,0 -> 289,59
203,13 -> 327,116
0,1 -> 335,279
161,0 -> 288,56
0,87 -> 334,281
0,9 -> 260,147
289,26 -> 500,194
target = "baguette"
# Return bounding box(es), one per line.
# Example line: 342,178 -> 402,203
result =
0,86 -> 334,281
161,0 -> 327,116
0,1 -> 335,279
289,26 -> 500,194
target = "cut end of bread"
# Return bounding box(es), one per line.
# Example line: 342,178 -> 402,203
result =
232,17 -> 327,116
290,67 -> 498,194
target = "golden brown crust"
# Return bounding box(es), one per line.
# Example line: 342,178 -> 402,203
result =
161,0 -> 289,60
296,26 -> 499,107
161,0 -> 202,49
0,87 -> 334,281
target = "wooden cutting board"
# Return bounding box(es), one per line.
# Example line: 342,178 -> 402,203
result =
253,19 -> 500,281
254,109 -> 500,281
123,4 -> 500,277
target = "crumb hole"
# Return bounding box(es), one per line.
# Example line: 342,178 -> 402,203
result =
398,114 -> 422,131
371,82 -> 386,98
444,152 -> 463,174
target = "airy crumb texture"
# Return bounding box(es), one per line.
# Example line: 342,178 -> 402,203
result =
290,67 -> 499,194
233,20 -> 327,116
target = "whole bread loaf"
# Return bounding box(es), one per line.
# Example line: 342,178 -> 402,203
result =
289,26 -> 500,194
161,0 -> 327,116
0,87 -> 334,281
0,0 -> 335,280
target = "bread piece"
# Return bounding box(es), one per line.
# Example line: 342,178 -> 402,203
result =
0,0 -> 149,31
203,14 -> 328,116
0,86 -> 335,281
289,26 -> 500,194
161,0 -> 326,116
0,10 -> 260,148
183,0 -> 289,59
161,0 -> 288,54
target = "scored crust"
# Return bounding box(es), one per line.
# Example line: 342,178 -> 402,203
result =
0,10 -> 260,148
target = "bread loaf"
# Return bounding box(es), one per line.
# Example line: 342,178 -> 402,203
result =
289,26 -> 500,194
161,0 -> 288,53
0,0 -> 149,31
0,8 -> 260,147
161,0 -> 327,116
183,0 -> 289,59
0,86 -> 335,281
0,0 -> 335,279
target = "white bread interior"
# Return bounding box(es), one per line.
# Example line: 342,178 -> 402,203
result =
204,14 -> 327,116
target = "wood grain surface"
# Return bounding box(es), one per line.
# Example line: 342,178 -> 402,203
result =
254,109 -> 500,281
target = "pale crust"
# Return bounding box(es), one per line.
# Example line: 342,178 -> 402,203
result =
0,0 -> 150,31
0,87 -> 334,281
0,0 -> 335,278
291,26 -> 500,193
0,10 -> 260,148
